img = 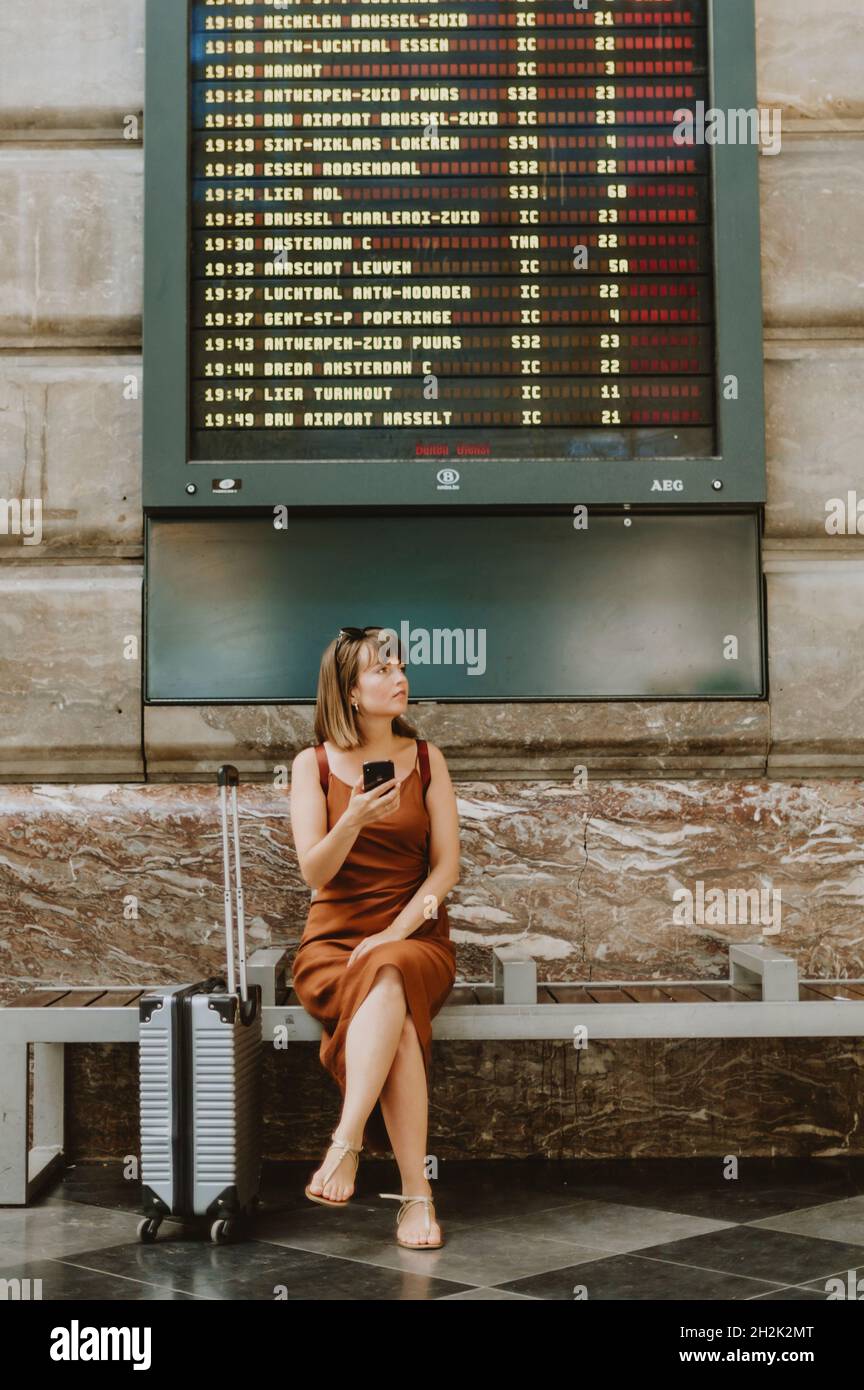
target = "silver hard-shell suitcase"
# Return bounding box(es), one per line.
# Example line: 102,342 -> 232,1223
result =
137,764 -> 263,1243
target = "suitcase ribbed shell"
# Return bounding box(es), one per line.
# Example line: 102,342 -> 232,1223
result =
190,993 -> 262,1213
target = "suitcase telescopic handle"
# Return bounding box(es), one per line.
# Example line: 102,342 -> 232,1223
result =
217,764 -> 248,1002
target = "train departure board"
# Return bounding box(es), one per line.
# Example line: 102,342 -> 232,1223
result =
143,0 -> 766,506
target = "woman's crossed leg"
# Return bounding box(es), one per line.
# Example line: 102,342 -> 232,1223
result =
307,963 -> 442,1245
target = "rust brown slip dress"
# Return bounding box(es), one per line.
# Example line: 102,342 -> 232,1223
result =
290,738 -> 457,1153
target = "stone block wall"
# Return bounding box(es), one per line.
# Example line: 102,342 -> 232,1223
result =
1,1 -> 863,1158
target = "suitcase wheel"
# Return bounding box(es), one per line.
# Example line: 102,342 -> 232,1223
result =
210,1218 -> 235,1244
137,1217 -> 161,1243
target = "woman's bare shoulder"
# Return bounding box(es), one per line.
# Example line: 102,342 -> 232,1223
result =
291,745 -> 319,776
423,741 -> 449,770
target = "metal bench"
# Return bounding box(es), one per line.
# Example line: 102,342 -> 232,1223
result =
2,942 -> 863,1205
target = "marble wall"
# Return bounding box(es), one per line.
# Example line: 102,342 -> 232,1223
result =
3,776 -> 864,1005
1,1 -> 863,1159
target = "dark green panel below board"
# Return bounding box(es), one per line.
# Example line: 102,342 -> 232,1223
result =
145,510 -> 765,701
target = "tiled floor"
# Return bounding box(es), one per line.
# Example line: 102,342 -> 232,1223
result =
2,1158 -> 864,1300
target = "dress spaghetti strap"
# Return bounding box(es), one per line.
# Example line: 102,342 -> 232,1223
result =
314,742 -> 329,794
417,738 -> 431,798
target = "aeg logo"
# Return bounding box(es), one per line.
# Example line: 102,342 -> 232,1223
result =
651,479 -> 685,492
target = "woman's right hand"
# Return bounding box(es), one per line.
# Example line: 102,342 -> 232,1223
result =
342,775 -> 400,831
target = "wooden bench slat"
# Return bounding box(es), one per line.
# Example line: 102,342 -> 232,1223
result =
545,986 -> 619,1004
824,982 -> 864,1001
665,985 -> 722,1003
697,983 -> 761,1001
7,978 -> 864,1017
624,986 -> 678,1003
46,990 -> 108,1008
6,990 -> 70,1008
542,984 -> 762,1004
799,984 -> 831,1001
89,990 -> 146,1008
10,990 -> 59,1008
800,983 -> 862,1002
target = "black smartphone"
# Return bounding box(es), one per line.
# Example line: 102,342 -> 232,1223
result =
363,759 -> 395,793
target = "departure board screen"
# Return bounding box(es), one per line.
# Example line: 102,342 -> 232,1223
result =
189,0 -> 717,465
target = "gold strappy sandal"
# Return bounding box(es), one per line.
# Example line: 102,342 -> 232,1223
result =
305,1132 -> 363,1207
379,1191 -> 444,1249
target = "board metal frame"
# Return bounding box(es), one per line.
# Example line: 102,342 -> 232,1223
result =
142,0 -> 766,509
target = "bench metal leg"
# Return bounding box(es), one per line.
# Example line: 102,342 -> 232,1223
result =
0,1042 -> 65,1207
0,1043 -> 28,1205
30,1043 -> 65,1198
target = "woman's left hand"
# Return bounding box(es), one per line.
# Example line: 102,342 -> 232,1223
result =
346,929 -> 399,970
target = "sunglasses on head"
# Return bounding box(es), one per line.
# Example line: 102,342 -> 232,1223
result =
336,627 -> 404,666
336,626 -> 378,648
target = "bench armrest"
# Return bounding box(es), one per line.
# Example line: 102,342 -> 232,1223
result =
247,945 -> 299,1006
729,942 -> 798,1002
493,945 -> 537,1005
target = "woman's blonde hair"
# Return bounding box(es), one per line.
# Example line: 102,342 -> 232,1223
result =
313,626 -> 419,750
